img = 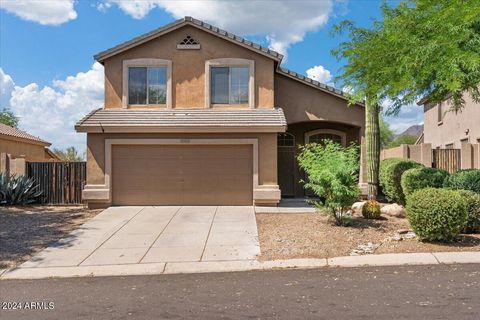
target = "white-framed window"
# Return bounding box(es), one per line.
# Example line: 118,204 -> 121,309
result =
205,58 -> 254,108
122,59 -> 172,108
211,66 -> 249,104
305,129 -> 347,147
277,133 -> 295,147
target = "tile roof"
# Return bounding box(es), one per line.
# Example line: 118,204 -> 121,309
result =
93,16 -> 360,105
0,123 -> 50,146
75,108 -> 287,133
94,16 -> 283,63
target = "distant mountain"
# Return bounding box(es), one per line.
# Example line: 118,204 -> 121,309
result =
396,124 -> 423,139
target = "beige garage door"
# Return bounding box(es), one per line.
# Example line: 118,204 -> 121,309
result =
112,145 -> 253,205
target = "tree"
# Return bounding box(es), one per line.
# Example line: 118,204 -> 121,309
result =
388,134 -> 418,148
333,0 -> 480,199
379,116 -> 395,150
53,147 -> 84,161
297,140 -> 360,226
0,108 -> 19,128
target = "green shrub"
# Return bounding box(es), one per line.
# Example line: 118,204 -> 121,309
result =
379,158 -> 423,205
401,167 -> 449,197
443,169 -> 480,193
297,140 -> 360,226
456,190 -> 480,233
406,188 -> 468,241
0,173 -> 43,205
362,200 -> 381,219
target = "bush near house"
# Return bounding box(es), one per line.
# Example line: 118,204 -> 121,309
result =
362,200 -> 381,219
297,140 -> 360,226
443,169 -> 480,193
456,190 -> 480,233
406,188 -> 468,241
379,158 -> 423,205
401,167 -> 449,197
0,173 -> 43,205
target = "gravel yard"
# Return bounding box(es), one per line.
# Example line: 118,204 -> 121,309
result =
256,212 -> 480,261
0,206 -> 101,268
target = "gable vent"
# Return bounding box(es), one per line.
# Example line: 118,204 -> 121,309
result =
177,35 -> 201,49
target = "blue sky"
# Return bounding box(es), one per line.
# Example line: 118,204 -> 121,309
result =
0,0 -> 422,151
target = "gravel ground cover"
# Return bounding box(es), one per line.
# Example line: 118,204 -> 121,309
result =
0,206 -> 101,268
256,212 -> 480,261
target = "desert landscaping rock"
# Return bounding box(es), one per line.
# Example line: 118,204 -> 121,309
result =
381,203 -> 406,218
385,231 -> 417,242
351,201 -> 366,214
350,242 -> 379,255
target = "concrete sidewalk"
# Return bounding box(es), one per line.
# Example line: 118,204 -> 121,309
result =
2,251 -> 480,280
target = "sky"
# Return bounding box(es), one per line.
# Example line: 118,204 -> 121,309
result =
0,0 -> 423,152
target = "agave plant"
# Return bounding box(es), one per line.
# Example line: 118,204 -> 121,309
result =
0,173 -> 8,204
0,173 -> 43,205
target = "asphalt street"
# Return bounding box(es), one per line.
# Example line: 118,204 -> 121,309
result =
1,264 -> 479,319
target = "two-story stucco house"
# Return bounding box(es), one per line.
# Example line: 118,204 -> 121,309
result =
75,17 -> 365,209
418,91 -> 480,148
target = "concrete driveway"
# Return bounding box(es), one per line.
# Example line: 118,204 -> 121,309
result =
20,206 -> 259,268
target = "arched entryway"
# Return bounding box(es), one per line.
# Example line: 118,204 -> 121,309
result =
277,123 -> 360,198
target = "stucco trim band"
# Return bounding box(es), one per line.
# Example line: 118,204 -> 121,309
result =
82,138 -> 281,205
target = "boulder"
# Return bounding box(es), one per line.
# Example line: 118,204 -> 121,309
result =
351,201 -> 366,214
381,203 -> 406,218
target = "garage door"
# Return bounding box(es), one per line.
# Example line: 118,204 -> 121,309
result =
112,145 -> 253,205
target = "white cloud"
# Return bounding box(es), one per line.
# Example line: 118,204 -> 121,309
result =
0,0 -> 77,25
0,68 -> 15,107
306,65 -> 332,84
1,63 -> 104,151
101,0 -> 333,58
383,102 -> 424,133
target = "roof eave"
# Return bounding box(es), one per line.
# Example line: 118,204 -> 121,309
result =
0,133 -> 51,147
94,17 -> 283,64
75,125 -> 286,134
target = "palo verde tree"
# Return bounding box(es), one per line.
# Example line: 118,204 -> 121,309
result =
0,108 -> 19,128
333,0 -> 480,199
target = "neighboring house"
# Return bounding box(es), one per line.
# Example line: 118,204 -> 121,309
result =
0,123 -> 58,161
418,91 -> 480,149
75,17 -> 365,208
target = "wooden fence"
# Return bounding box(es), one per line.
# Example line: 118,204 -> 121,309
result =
432,149 -> 461,173
26,162 -> 86,204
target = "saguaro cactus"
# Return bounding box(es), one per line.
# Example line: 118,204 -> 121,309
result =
365,97 -> 380,200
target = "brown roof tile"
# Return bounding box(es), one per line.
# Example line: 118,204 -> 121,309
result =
75,108 -> 287,133
0,123 -> 50,146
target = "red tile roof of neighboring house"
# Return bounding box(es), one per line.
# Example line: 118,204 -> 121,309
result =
0,123 -> 51,146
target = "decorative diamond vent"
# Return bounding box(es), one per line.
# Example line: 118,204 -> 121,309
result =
177,35 -> 201,49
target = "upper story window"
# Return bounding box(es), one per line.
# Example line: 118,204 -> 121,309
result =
205,58 -> 254,108
122,59 -> 172,108
211,67 -> 249,104
128,67 -> 167,105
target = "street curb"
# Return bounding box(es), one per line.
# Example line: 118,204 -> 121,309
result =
1,252 -> 479,280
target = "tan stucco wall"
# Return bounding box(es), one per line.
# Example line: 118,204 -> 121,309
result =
274,73 -> 365,127
0,137 -> 48,161
86,132 -> 277,187
424,92 -> 480,148
103,25 -> 274,109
